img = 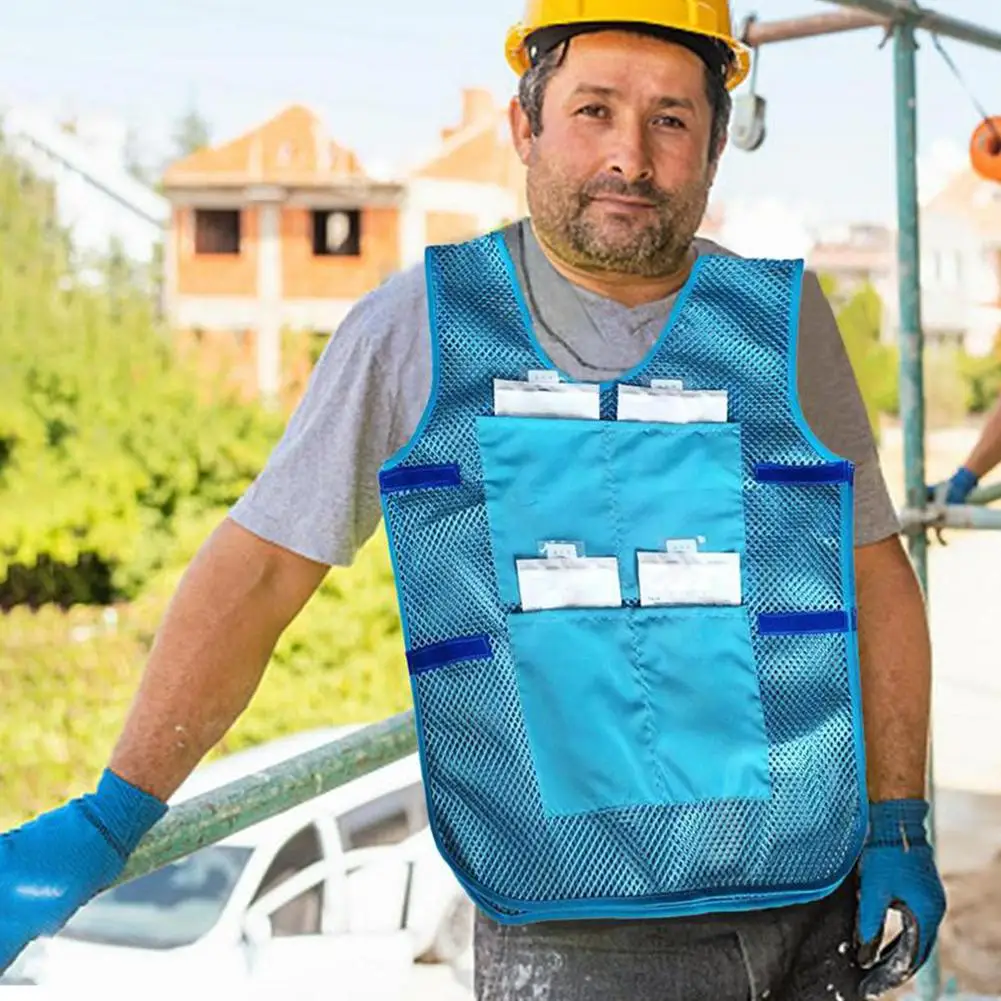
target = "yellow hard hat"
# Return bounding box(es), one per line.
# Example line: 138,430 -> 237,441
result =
505,0 -> 751,91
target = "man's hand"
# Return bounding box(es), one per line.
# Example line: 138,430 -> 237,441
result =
925,466 -> 978,506
0,770 -> 166,974
856,799 -> 946,999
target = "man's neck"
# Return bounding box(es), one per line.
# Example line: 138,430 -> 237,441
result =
531,223 -> 696,308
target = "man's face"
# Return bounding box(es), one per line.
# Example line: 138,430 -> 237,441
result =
511,31 -> 722,278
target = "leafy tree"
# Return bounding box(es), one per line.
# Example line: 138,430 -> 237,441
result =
171,102 -> 212,160
0,146 -> 282,607
122,126 -> 150,185
822,278 -> 899,440
958,331 -> 1001,414
0,139 -> 411,827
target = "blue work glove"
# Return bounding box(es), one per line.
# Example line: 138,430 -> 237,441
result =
856,799 -> 947,999
926,465 -> 978,505
0,769 -> 167,975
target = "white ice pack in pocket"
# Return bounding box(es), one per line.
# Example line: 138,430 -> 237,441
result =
516,556 -> 622,612
638,551 -> 742,606
617,384 -> 728,424
495,378 -> 600,419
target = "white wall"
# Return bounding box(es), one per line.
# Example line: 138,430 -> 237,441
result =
920,206 -> 1000,355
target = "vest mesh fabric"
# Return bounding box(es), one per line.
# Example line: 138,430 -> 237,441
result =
380,233 -> 865,919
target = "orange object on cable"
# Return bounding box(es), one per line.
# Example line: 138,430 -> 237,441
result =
970,117 -> 1001,182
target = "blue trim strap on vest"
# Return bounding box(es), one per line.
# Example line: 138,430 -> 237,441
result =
753,461 -> 855,485
407,635 -> 492,676
757,610 -> 857,636
379,463 -> 462,495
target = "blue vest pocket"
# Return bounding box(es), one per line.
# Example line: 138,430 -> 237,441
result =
507,605 -> 771,818
476,415 -> 746,607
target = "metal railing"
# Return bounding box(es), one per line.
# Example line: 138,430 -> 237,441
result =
115,712 -> 416,886
902,478 -> 1001,533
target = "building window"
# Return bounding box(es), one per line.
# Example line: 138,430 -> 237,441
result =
312,209 -> 361,257
927,329 -> 964,350
337,784 -> 428,850
194,209 -> 241,255
249,825 -> 324,937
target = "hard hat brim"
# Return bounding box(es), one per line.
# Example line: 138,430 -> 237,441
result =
505,21 -> 751,91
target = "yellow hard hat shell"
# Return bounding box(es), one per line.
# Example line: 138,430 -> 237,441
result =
505,0 -> 751,91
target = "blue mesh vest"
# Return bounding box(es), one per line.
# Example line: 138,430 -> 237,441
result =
378,231 -> 868,924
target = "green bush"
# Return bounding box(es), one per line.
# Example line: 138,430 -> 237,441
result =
922,346 -> 970,430
0,528 -> 409,828
958,342 -> 1001,414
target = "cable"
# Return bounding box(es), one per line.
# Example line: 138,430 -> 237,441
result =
930,33 -> 1001,143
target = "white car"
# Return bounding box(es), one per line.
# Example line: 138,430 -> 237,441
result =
6,726 -> 474,996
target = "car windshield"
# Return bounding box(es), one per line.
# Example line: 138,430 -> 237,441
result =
60,845 -> 252,950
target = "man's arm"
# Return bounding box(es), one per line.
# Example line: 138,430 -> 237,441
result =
854,536 -> 931,800
962,391 -> 1001,482
928,390 -> 1001,504
853,536 -> 946,997
99,267 -> 428,803
108,518 -> 328,802
108,266 -> 430,801
795,272 -> 945,992
795,273 -> 931,796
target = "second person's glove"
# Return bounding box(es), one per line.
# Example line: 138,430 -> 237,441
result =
926,466 -> 978,505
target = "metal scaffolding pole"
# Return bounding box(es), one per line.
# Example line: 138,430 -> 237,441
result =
890,4 -> 929,575
743,0 -> 1001,52
825,0 -> 1001,53
742,10 -> 887,46
891,14 -> 938,995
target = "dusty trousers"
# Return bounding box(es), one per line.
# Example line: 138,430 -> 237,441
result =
474,873 -> 862,1001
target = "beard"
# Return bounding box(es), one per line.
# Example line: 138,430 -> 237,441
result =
527,158 -> 710,278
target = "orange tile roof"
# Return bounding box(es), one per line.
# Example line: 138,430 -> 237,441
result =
163,104 -> 368,188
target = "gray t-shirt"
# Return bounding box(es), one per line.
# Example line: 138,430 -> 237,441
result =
230,220 -> 899,563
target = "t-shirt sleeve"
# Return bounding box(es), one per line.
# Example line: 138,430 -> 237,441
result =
795,271 -> 901,546
228,266 -> 430,567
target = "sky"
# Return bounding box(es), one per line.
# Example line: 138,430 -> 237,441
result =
1,0 -> 1000,237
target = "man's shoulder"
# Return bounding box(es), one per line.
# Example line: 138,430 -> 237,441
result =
330,259 -> 430,362
342,228 -> 509,342
696,236 -> 821,269
350,259 -> 429,325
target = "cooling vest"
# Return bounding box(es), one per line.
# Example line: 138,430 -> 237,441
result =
378,230 -> 868,924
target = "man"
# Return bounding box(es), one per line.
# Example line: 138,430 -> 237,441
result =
928,390 -> 1001,503
0,2 -> 946,999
